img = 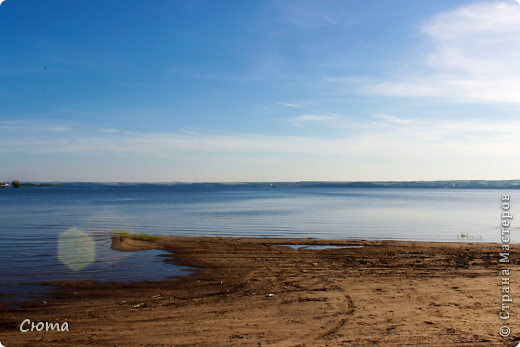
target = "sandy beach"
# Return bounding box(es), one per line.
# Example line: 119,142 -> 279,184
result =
0,236 -> 518,346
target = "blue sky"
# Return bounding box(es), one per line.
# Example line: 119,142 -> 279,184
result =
2,0 -> 520,182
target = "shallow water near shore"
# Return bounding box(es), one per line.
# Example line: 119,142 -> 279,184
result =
0,233 -> 192,302
0,184 -> 514,301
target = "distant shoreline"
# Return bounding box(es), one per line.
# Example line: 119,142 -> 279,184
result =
4,180 -> 520,189
21,179 -> 520,189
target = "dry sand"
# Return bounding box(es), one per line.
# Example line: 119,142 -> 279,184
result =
0,236 -> 519,346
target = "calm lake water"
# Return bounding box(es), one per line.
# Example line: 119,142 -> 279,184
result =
0,184 -> 515,301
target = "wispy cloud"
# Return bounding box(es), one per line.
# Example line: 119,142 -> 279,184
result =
278,102 -> 300,108
293,115 -> 337,121
3,117 -> 520,180
362,1 -> 520,104
201,85 -> 249,96
270,0 -> 356,28
100,129 -> 119,133
373,114 -> 416,125
111,79 -> 163,87
45,126 -> 69,131
0,121 -> 71,132
289,114 -> 337,128
277,102 -> 349,118
367,120 -> 390,127
2,118 -> 519,158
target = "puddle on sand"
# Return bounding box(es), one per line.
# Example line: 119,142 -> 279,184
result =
274,244 -> 363,250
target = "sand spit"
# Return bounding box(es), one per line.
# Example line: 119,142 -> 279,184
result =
110,236 -> 157,252
0,236 -> 518,346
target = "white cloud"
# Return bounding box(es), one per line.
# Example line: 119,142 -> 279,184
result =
100,129 -> 120,133
373,114 -> 416,125
293,115 -> 336,121
367,120 -> 390,127
277,101 -> 349,118
2,118 -> 519,158
3,118 -> 520,180
0,122 -> 71,132
45,126 -> 69,131
363,1 -> 520,104
278,102 -> 300,108
270,0 -> 343,28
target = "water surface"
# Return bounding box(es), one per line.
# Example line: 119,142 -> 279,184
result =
0,184 -> 513,300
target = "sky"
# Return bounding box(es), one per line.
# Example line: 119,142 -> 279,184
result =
1,0 -> 520,182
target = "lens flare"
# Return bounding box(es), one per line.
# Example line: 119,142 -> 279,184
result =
58,228 -> 95,271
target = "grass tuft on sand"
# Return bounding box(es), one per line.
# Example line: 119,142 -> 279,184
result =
107,228 -> 163,241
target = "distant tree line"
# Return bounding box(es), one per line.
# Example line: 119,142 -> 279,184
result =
6,180 -> 61,188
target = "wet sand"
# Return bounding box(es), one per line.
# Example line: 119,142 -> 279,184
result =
0,236 -> 518,346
